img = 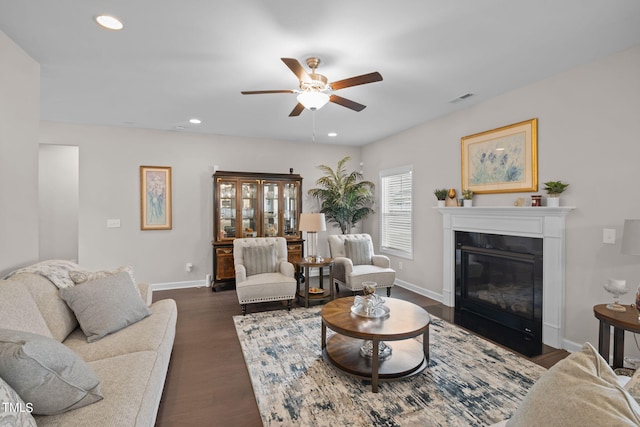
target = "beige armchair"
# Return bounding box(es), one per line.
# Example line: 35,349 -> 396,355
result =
327,233 -> 395,297
233,237 -> 297,315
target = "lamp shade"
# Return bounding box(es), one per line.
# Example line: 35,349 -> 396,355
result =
621,219 -> 640,255
296,91 -> 329,111
299,213 -> 326,232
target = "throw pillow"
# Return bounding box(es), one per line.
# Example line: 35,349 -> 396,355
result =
0,329 -> 103,416
243,245 -> 277,276
59,271 -> 151,342
345,239 -> 372,265
506,342 -> 640,426
68,265 -> 136,285
0,376 -> 37,426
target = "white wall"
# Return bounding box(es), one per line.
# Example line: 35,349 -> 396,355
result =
362,44 -> 640,353
38,123 -> 360,285
0,31 -> 40,275
39,145 -> 79,261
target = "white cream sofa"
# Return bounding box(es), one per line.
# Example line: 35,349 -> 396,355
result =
0,264 -> 177,426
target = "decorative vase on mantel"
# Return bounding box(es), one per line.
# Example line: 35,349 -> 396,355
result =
546,196 -> 560,207
462,189 -> 474,207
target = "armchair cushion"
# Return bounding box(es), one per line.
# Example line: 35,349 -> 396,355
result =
345,239 -> 372,265
243,245 -> 277,276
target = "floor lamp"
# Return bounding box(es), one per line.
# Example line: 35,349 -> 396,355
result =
299,213 -> 326,262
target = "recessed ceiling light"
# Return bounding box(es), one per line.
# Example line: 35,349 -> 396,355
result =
94,15 -> 124,31
328,132 -> 337,137
189,118 -> 202,124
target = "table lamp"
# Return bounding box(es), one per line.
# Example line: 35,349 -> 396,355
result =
299,213 -> 326,262
622,219 -> 640,316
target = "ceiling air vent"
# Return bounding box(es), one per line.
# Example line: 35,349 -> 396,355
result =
450,93 -> 474,103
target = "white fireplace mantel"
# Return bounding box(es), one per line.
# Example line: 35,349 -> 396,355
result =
437,206 -> 575,349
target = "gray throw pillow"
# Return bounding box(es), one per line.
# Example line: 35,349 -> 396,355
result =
0,376 -> 37,426
345,239 -> 372,265
0,329 -> 103,415
243,245 -> 277,276
59,271 -> 151,343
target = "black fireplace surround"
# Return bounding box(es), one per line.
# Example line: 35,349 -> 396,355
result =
454,231 -> 543,357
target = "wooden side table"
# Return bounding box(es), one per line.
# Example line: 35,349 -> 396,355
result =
593,304 -> 640,368
296,258 -> 334,308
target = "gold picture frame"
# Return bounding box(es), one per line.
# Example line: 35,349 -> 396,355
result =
461,118 -> 538,194
140,166 -> 172,230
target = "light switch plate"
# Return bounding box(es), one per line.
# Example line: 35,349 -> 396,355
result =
603,228 -> 616,244
107,219 -> 121,228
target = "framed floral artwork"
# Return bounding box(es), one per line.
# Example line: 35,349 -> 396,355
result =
140,166 -> 172,230
461,118 -> 538,194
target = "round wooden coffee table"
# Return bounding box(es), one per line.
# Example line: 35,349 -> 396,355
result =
321,296 -> 430,392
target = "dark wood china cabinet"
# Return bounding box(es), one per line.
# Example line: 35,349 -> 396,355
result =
211,171 -> 304,290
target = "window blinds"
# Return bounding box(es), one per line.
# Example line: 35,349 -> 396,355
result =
380,166 -> 412,258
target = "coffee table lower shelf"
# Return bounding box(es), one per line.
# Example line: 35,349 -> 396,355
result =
323,334 -> 428,387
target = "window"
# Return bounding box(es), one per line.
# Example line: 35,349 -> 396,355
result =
380,166 -> 412,258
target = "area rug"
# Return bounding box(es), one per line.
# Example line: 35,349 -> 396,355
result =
233,306 -> 545,427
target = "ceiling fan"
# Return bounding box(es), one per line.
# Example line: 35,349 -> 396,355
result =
241,57 -> 383,117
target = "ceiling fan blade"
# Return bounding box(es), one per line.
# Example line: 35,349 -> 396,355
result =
241,90 -> 295,95
329,95 -> 366,112
289,103 -> 305,117
281,58 -> 311,83
330,72 -> 383,91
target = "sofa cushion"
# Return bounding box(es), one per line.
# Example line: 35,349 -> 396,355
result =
0,329 -> 103,415
59,271 -> 151,343
64,299 -> 177,362
506,342 -> 640,426
0,376 -> 37,426
0,277 -> 53,338
345,239 -> 372,265
13,272 -> 78,342
243,245 -> 277,276
34,351 -> 169,427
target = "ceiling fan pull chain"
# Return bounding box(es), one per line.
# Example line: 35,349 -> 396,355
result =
312,110 -> 316,143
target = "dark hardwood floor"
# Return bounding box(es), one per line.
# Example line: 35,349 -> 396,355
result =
153,284 -> 569,427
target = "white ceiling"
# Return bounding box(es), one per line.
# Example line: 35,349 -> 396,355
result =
2,1 -> 640,146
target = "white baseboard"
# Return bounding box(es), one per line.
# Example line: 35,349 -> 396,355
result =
561,339 -> 582,353
394,279 -> 443,303
151,279 -> 208,292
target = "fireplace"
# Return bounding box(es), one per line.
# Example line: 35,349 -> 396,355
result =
455,231 -> 543,356
437,206 -> 574,351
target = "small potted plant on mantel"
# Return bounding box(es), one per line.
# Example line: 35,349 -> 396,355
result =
544,180 -> 569,207
434,188 -> 448,207
462,189 -> 474,207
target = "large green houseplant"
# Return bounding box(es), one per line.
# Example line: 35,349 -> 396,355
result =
308,156 -> 375,234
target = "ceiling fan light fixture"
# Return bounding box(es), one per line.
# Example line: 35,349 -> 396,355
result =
297,91 -> 329,111
94,15 -> 124,31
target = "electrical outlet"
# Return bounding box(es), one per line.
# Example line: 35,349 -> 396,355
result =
398,261 -> 403,270
186,262 -> 193,272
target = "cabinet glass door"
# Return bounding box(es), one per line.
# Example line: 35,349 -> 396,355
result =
283,182 -> 299,237
217,181 -> 236,240
241,182 -> 258,237
263,182 -> 279,236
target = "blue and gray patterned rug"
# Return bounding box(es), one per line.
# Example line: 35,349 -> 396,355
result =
233,306 -> 545,427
